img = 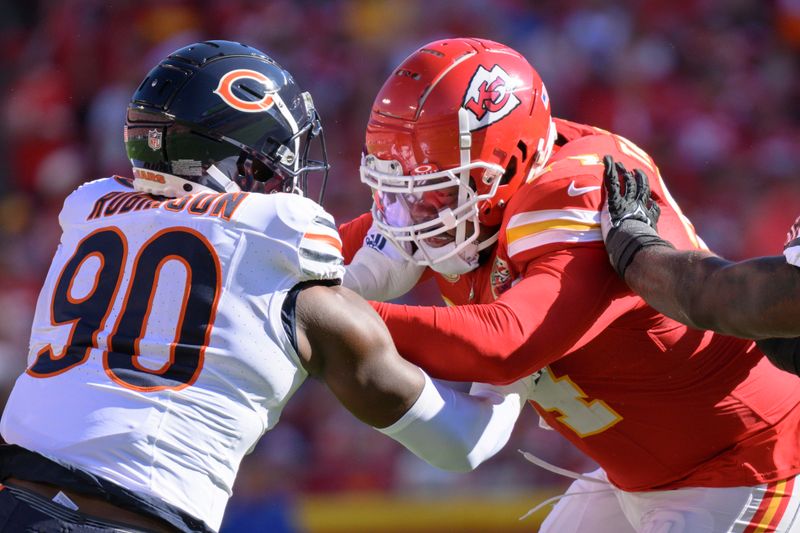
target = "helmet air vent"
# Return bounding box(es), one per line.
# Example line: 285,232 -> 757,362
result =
395,69 -> 421,80
517,140 -> 528,162
157,79 -> 172,96
419,48 -> 445,57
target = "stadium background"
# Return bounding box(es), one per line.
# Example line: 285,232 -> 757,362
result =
1,0 -> 799,531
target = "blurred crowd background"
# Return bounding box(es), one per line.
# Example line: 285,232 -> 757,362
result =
1,0 -> 799,531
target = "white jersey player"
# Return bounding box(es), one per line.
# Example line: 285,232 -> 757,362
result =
0,41 -> 529,532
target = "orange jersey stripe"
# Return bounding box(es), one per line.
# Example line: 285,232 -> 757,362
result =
303,232 -> 343,252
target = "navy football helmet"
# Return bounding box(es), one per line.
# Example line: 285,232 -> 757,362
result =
124,40 -> 328,200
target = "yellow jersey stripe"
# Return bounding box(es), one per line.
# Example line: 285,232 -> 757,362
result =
507,228 -> 602,258
507,208 -> 599,229
507,220 -> 599,245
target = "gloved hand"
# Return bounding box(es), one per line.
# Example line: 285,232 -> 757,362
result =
601,155 -> 673,278
783,215 -> 800,267
342,219 -> 425,301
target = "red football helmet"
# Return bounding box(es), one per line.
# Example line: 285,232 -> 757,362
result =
360,38 -> 555,274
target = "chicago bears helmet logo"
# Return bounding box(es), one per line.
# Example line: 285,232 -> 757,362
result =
464,65 -> 521,131
463,65 -> 521,131
214,69 -> 276,113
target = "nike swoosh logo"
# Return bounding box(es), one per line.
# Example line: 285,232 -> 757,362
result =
567,181 -> 601,197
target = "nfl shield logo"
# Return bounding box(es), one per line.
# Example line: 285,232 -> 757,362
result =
147,129 -> 163,151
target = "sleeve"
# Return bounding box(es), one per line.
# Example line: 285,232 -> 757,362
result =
338,211 -> 373,264
377,370 -> 532,471
59,177 -> 126,229
504,171 -> 604,265
269,194 -> 346,283
338,210 -> 426,301
372,247 -> 631,385
296,205 -> 345,282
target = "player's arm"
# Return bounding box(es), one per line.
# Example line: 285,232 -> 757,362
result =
372,246 -> 628,385
624,248 -> 800,339
293,283 -> 530,471
339,211 -> 425,301
338,211 -> 373,264
602,155 -> 800,340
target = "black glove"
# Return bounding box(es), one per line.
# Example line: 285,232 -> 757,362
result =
602,155 -> 673,278
756,337 -> 800,376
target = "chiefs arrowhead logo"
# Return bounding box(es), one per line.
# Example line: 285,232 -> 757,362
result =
463,65 -> 521,131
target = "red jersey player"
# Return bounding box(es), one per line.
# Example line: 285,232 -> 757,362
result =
599,155 -> 800,376
340,38 -> 800,532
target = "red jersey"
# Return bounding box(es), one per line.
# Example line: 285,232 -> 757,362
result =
339,118 -> 800,492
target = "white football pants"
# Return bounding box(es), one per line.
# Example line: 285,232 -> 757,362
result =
539,468 -> 800,533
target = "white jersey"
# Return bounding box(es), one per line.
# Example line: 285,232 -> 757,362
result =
0,177 -> 344,531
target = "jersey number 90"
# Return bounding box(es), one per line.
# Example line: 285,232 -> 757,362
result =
28,226 -> 221,391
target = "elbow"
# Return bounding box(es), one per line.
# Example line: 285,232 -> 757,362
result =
685,298 -> 755,339
682,305 -> 720,334
679,258 -> 760,338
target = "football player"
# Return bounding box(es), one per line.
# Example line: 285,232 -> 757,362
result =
339,38 -> 800,532
0,41 -> 532,533
601,155 -> 800,375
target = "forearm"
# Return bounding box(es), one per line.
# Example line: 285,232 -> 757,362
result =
298,284 -> 425,428
626,248 -> 800,338
372,251 -> 626,383
343,245 -> 424,301
377,371 -> 529,471
623,247 -> 722,330
339,212 -> 424,301
372,300 -> 536,384
338,212 -> 373,264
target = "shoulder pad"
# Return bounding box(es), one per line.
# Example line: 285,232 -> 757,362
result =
59,177 -> 131,229
241,193 -> 345,283
501,162 -> 603,267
